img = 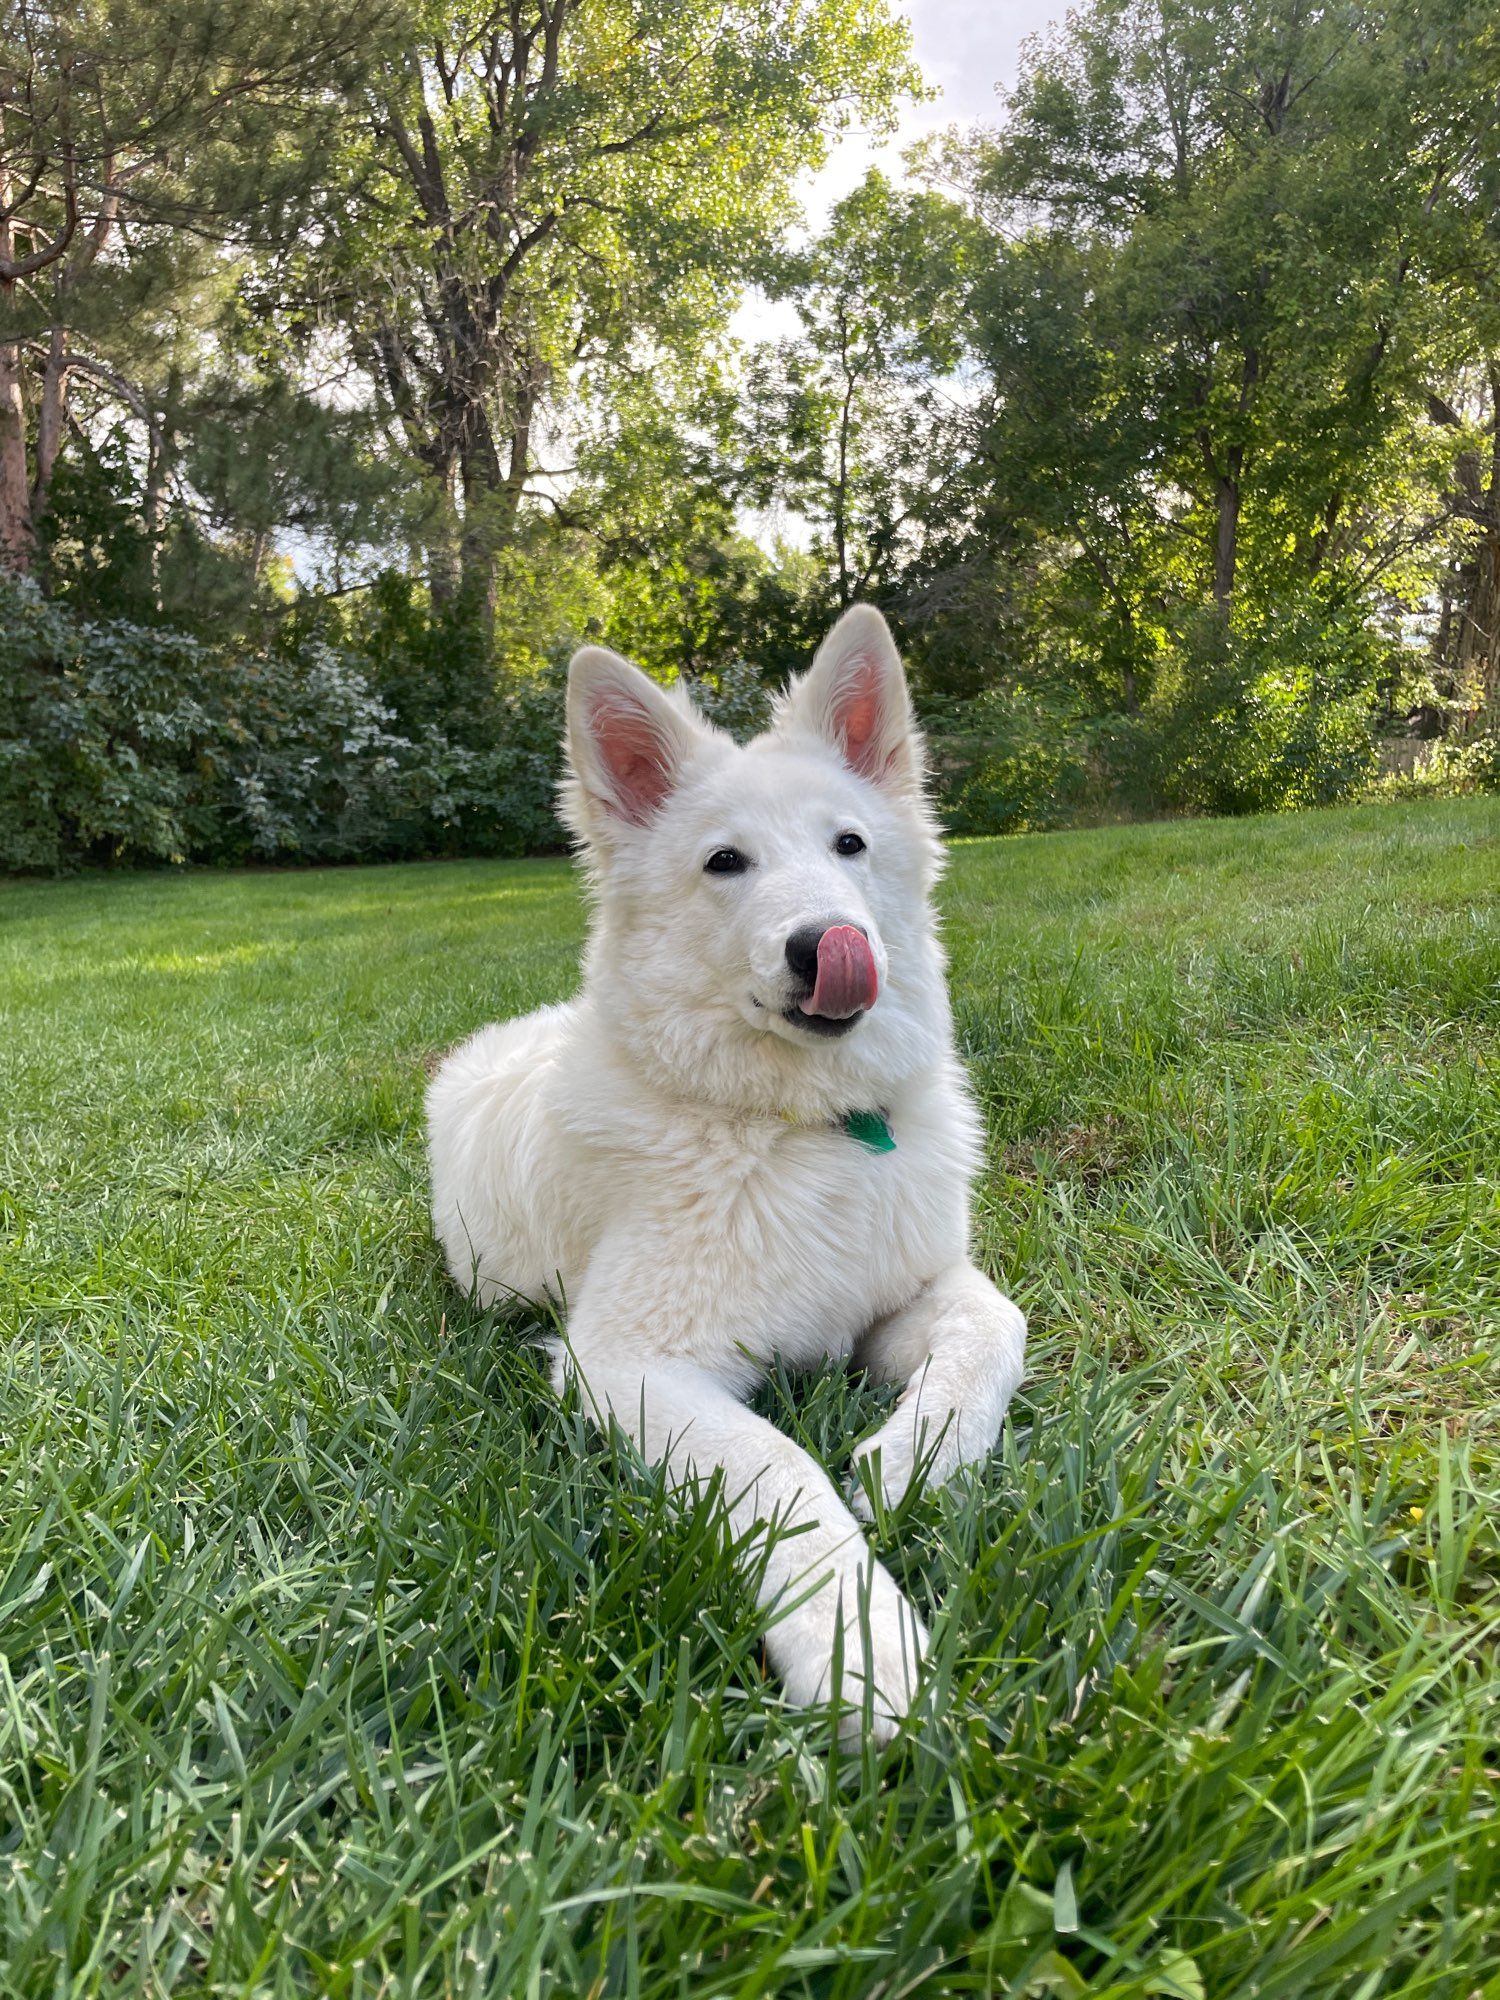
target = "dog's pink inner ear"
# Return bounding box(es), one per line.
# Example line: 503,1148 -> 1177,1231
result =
832,656 -> 894,782
589,691 -> 677,824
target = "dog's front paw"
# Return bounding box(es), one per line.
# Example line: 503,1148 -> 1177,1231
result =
850,1401 -> 961,1520
848,1569 -> 930,1747
768,1557 -> 928,1747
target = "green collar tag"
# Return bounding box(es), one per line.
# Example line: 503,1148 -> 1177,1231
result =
843,1109 -> 896,1152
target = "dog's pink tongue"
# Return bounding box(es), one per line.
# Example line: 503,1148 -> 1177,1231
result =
800,925 -> 879,1019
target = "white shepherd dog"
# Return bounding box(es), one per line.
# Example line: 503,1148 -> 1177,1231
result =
427,605 -> 1026,1742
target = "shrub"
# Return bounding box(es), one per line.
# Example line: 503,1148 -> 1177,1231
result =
925,600 -> 1390,833
0,578 -> 566,872
1144,606 -> 1383,817
687,656 -> 774,742
927,689 -> 1128,835
1363,731 -> 1500,800
0,582 -> 218,869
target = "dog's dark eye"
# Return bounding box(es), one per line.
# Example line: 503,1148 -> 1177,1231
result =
704,848 -> 747,875
835,831 -> 866,857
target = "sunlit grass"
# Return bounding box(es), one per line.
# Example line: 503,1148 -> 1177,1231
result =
2,799 -> 1497,1996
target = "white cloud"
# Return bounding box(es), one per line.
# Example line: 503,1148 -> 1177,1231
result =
797,0 -> 1062,227
732,0 -> 1061,352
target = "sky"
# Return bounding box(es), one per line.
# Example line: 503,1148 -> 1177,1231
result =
733,0 -> 1061,345
799,0 -> 1065,220
732,0 -> 1064,543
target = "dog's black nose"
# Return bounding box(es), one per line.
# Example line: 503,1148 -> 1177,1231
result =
785,924 -> 823,988
786,922 -> 866,988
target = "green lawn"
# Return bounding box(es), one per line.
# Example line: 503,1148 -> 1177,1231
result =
2,799 -> 1497,1998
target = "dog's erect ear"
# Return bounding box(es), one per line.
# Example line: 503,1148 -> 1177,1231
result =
779,606 -> 918,791
566,646 -> 707,830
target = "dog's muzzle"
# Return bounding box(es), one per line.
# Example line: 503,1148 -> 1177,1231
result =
784,923 -> 878,1034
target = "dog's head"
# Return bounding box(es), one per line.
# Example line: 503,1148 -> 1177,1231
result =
562,607 -> 949,1114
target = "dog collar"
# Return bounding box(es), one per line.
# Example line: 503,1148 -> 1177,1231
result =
843,1109 -> 897,1152
779,1107 -> 896,1152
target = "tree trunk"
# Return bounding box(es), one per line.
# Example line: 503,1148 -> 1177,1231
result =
0,329 -> 32,572
833,319 -> 856,609
1443,360 -> 1500,733
1208,346 -> 1259,613
453,359 -> 544,644
457,482 -> 501,636
423,451 -> 464,613
142,378 -> 176,612
32,323 -> 69,524
1213,464 -> 1240,610
0,152 -> 35,572
1455,529 -> 1500,732
1081,532 -> 1141,709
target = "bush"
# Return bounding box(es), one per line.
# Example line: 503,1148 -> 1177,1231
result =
925,601 -> 1390,833
686,656 -> 774,741
927,689 -> 1129,835
0,583 -> 216,869
1145,606 -> 1383,817
0,578 -> 566,872
7,569 -> 1483,874
1363,730 -> 1500,800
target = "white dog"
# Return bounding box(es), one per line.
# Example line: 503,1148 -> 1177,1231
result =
426,606 -> 1025,1742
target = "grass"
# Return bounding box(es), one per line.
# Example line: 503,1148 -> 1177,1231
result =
1,797 -> 1497,1998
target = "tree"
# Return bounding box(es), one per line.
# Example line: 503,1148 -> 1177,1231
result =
738,169 -> 976,615
926,228 -> 1176,712
1429,363 -> 1500,735
0,0 -> 373,577
1011,0 -> 1500,603
293,0 -> 916,651
916,0 -> 1500,711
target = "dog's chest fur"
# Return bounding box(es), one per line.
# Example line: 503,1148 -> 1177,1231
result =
567,1066 -> 974,1376
427,1000 -> 977,1383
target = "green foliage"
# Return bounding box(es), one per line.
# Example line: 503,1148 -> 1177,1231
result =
0,0 -> 381,590
1,804 -> 1496,1989
894,0 -> 1500,789
1367,731 -> 1500,801
9,0 -> 1500,852
275,0 -> 918,655
687,654 -> 774,741
35,431 -> 162,623
739,169 -> 977,607
928,598 -> 1389,834
1147,607 -> 1385,817
0,578 -> 566,870
0,580 -> 225,869
932,690 -> 1122,837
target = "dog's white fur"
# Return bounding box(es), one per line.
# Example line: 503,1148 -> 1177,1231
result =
426,606 -> 1025,1742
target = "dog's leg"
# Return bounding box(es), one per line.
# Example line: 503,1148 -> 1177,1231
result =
849,1262 -> 1026,1518
558,1335 -> 928,1745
